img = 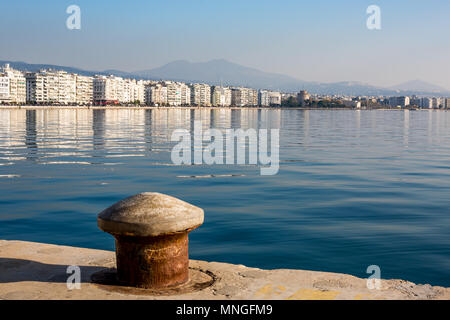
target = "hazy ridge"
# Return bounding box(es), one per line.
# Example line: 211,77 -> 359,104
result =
1,59 -> 448,96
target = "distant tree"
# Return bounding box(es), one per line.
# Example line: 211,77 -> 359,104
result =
281,97 -> 299,108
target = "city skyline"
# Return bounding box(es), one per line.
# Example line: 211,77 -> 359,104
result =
1,1 -> 450,90
2,62 -> 449,109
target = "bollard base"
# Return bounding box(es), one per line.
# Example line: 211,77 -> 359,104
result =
114,232 -> 190,289
91,267 -> 216,296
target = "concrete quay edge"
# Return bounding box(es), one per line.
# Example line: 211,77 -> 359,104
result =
0,240 -> 448,300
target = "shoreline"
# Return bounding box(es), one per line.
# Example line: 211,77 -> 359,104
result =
0,105 -> 438,111
0,240 -> 448,300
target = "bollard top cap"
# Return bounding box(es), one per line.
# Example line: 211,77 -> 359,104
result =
97,192 -> 204,237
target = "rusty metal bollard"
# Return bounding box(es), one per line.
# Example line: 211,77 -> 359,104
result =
97,192 -> 204,289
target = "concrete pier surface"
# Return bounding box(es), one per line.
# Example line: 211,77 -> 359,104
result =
0,240 -> 448,300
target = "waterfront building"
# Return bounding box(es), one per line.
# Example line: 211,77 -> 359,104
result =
57,71 -> 77,104
0,74 -> 10,103
1,64 -> 26,104
431,97 -> 443,109
247,88 -> 258,106
180,83 -> 191,105
445,98 -> 450,109
93,75 -> 124,105
410,97 -> 422,107
231,88 -> 246,107
421,97 -> 433,109
398,96 -> 410,107
166,81 -> 182,106
388,96 -> 410,107
75,75 -> 93,105
259,90 -> 282,106
121,78 -> 145,104
259,90 -> 270,106
26,70 -> 77,104
190,83 -> 211,106
342,100 -> 361,108
297,90 -> 310,107
231,87 -> 258,107
164,81 -> 190,106
211,86 -> 232,107
145,83 -> 168,106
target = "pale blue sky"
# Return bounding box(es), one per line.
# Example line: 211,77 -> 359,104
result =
1,0 -> 449,88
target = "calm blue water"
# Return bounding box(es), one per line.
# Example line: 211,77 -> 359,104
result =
0,108 -> 449,286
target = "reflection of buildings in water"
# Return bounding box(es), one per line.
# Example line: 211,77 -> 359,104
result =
403,109 -> 409,147
1,108 -> 285,162
355,109 -> 361,140
25,110 -> 37,159
238,109 -> 281,130
145,109 -> 191,144
151,109 -> 169,142
370,109 -> 377,129
100,109 -> 146,151
168,108 -> 191,132
262,109 -> 281,130
31,109 -> 94,154
192,108 -> 211,129
239,109 -> 257,130
230,109 -> 241,129
144,109 -> 153,151
0,109 -> 26,149
427,110 -> 434,145
210,108 -> 231,129
93,109 -> 106,150
303,110 -> 310,144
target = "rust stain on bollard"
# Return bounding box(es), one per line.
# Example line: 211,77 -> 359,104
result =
97,192 -> 204,289
115,233 -> 189,288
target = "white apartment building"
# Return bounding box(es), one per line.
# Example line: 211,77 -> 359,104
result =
388,96 -> 410,107
93,75 -> 124,104
75,75 -> 93,105
432,97 -> 443,108
26,70 -> 77,104
231,87 -> 258,107
57,71 -> 76,104
212,86 -> 232,107
164,81 -> 190,106
248,88 -> 258,106
259,90 -> 282,106
1,64 -> 26,103
180,83 -> 191,105
122,78 -> 145,104
145,83 -> 168,105
0,74 -> 10,103
421,97 -> 433,108
190,83 -> 211,106
166,81 -> 182,106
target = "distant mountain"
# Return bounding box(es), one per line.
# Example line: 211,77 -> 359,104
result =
132,60 -> 449,96
0,60 -> 138,79
1,59 -> 448,96
301,81 -> 396,96
133,59 -> 307,91
0,60 -> 97,76
389,80 -> 448,93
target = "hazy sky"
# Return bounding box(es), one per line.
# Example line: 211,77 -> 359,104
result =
1,0 -> 449,89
